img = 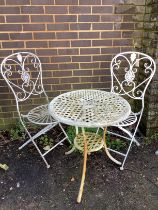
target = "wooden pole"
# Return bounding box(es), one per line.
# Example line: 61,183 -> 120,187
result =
77,127 -> 88,203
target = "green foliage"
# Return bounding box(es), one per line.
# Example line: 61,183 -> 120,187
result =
39,134 -> 53,148
66,126 -> 126,151
144,132 -> 158,145
10,121 -> 26,141
9,120 -> 53,148
9,122 -> 126,151
66,126 -> 103,144
108,137 -> 126,150
66,126 -> 76,144
151,132 -> 158,140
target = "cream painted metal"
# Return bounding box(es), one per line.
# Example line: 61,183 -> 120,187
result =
1,52 -> 69,168
49,89 -> 131,161
109,51 -> 156,170
49,89 -> 131,128
49,89 -> 131,202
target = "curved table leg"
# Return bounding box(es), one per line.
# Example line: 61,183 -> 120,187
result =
77,128 -> 88,203
103,127 -> 121,165
65,126 -> 78,155
65,146 -> 75,155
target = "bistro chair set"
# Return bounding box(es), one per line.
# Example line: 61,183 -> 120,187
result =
0,51 -> 156,202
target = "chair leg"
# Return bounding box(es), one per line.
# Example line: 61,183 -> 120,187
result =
118,126 -> 140,146
19,138 -> 32,150
103,127 -> 121,165
31,139 -> 50,168
58,123 -> 71,144
120,137 -> 135,170
77,128 -> 88,203
19,122 -> 70,168
19,124 -> 57,150
19,123 -> 60,168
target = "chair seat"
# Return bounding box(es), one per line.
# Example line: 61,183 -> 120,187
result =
27,104 -> 57,125
74,132 -> 103,153
114,111 -> 137,127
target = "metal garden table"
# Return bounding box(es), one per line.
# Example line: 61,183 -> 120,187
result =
48,89 -> 131,202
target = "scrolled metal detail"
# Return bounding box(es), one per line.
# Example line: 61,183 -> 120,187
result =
125,70 -> 135,84
21,71 -> 30,84
1,52 -> 44,101
111,52 -> 155,99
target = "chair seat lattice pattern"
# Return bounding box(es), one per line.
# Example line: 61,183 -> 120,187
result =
114,111 -> 137,127
74,132 -> 103,153
27,104 -> 57,125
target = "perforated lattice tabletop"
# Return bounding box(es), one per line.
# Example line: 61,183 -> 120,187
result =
49,90 -> 131,128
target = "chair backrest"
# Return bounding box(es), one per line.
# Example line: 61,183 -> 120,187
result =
110,51 -> 156,101
1,52 -> 48,104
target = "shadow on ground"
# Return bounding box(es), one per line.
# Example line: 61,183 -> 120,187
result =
0,137 -> 158,210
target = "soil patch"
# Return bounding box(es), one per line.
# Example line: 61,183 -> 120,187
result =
0,129 -> 158,210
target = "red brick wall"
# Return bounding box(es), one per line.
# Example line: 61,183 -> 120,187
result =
0,0 -> 145,127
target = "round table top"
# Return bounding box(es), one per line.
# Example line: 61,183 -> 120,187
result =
48,89 -> 131,128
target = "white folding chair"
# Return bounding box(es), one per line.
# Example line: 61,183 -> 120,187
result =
1,52 -> 69,168
108,51 -> 156,170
